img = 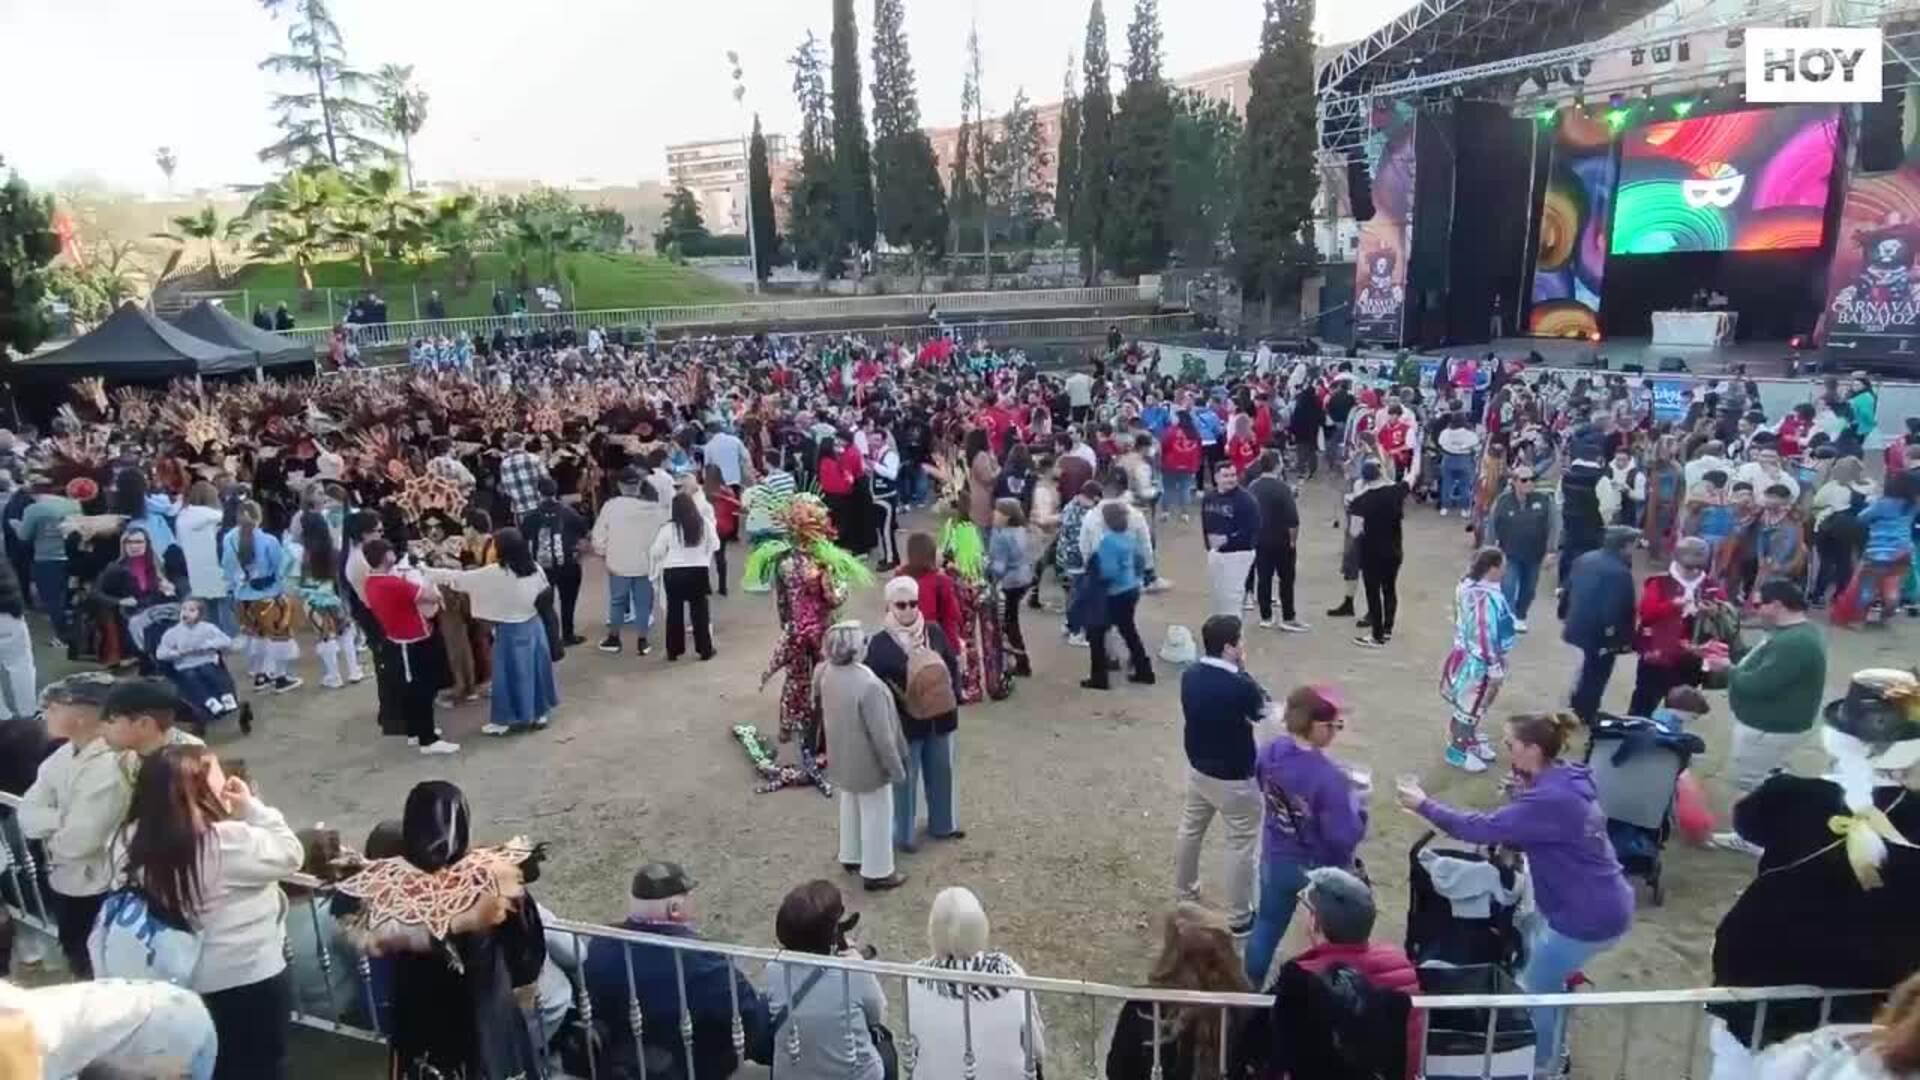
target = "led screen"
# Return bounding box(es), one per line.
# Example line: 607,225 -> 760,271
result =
1609,105 -> 1839,255
1528,108 -> 1617,338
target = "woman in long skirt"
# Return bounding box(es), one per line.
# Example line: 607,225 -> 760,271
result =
426,528 -> 558,735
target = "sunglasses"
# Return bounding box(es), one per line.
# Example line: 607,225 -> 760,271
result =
891,600 -> 920,610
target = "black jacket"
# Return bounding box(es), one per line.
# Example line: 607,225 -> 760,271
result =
522,499 -> 587,569
1247,475 -> 1299,548
864,624 -> 962,739
1559,548 -> 1636,650
1348,483 -> 1407,563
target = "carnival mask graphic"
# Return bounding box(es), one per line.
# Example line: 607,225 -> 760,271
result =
1681,162 -> 1745,210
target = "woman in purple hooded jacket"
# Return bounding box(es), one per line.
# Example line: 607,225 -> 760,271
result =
1396,711 -> 1634,1076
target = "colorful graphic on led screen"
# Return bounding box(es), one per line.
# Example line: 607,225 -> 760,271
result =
1528,109 -> 1617,338
1609,105 -> 1838,255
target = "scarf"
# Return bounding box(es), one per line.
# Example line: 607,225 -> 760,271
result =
128,556 -> 154,594
883,575 -> 927,653
916,951 -> 1019,1001
1668,563 -> 1705,607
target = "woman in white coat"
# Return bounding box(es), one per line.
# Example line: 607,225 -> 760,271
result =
906,887 -> 1046,1079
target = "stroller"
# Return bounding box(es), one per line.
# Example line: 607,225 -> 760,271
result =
1406,832 -> 1538,1080
1583,713 -> 1705,906
138,603 -> 252,735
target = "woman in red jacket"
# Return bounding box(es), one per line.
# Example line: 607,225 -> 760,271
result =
1226,415 -> 1261,478
902,531 -> 965,653
1628,535 -> 1725,717
1160,413 -> 1205,522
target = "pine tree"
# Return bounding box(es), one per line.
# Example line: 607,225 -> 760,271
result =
787,31 -> 842,276
869,0 -> 948,263
948,23 -> 987,259
1234,0 -> 1320,302
1075,0 -> 1113,282
986,89 -> 1053,247
748,114 -> 782,279
256,0 -> 388,167
1169,89 -> 1242,266
830,0 -> 878,254
1054,57 -> 1082,241
655,185 -> 710,256
0,160 -> 60,361
1103,0 -> 1173,276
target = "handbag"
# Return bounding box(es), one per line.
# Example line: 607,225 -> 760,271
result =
749,966 -> 826,1064
88,887 -> 202,986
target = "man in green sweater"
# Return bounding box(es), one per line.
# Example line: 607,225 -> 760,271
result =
1704,579 -> 1827,856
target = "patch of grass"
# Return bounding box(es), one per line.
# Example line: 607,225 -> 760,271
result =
223,251 -> 745,324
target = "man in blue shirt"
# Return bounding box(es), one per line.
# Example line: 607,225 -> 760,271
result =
583,862 -> 770,1077
1174,616 -> 1269,934
1201,462 -> 1260,618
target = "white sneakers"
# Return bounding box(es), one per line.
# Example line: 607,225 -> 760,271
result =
1711,832 -> 1764,857
1258,618 -> 1277,630
1514,618 -> 1530,633
1279,620 -> 1310,633
419,740 -> 461,756
480,723 -> 512,736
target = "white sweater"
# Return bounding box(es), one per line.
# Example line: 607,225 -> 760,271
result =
649,519 -> 718,572
174,505 -> 227,599
424,564 -> 548,624
17,738 -> 127,897
591,496 -> 671,577
0,977 -> 215,1080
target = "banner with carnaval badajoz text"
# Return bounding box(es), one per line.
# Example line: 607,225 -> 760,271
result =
1822,162 -> 1920,362
1352,107 -> 1417,345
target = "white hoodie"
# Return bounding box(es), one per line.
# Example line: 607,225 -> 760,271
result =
592,494 -> 671,578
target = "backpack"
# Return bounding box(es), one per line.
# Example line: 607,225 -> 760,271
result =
88,887 -> 203,986
902,637 -> 957,720
1260,961 -> 1412,1080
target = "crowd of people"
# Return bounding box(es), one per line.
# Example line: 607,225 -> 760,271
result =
0,323 -> 1916,1079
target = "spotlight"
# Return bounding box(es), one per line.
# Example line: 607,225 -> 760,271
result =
1673,99 -> 1696,117
1642,84 -> 1655,102
1574,91 -> 1586,109
1608,91 -> 1627,109
1537,103 -> 1559,124
1605,108 -> 1631,132
1789,334 -> 1809,350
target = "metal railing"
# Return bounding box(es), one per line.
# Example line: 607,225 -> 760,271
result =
0,791 -> 1882,1078
277,285 -> 1167,350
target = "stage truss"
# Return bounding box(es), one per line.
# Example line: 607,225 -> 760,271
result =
1316,0 -> 1920,160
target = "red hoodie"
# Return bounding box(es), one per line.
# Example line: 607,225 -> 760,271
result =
1161,428 -> 1203,474
1292,940 -> 1424,1079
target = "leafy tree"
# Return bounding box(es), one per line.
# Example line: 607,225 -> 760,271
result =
786,31 -> 841,276
1103,0 -> 1173,276
0,161 -> 59,360
1233,0 -> 1320,302
830,0 -> 877,254
747,115 -> 782,279
868,0 -> 947,265
155,204 -> 250,282
47,249 -> 144,328
1168,89 -> 1242,266
256,0 -> 388,167
1075,0 -> 1113,281
583,206 -> 630,252
985,89 -> 1053,248
655,185 -> 710,256
155,147 -> 178,192
425,192 -> 481,285
350,165 -> 425,260
501,189 -> 593,283
1054,59 -> 1081,241
243,164 -> 347,290
373,63 -> 429,190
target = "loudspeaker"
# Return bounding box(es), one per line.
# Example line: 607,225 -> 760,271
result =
1860,71 -> 1907,173
1620,362 -> 1645,374
1348,156 -> 1376,222
1658,356 -> 1690,373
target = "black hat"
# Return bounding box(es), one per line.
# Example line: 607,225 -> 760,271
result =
1823,669 -> 1920,752
630,861 -> 697,900
617,464 -> 645,486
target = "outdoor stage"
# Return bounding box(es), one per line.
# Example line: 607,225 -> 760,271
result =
1483,335 -> 1805,377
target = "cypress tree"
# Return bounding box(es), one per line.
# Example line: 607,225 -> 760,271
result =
1233,0 -> 1320,303
1054,57 -> 1081,241
1103,0 -> 1173,276
747,115 -> 782,279
830,0 -> 878,253
869,0 -> 948,262
1075,0 -> 1113,282
787,31 -> 842,276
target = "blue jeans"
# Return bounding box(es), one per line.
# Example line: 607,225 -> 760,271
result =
199,596 -> 239,637
606,573 -> 655,637
1162,472 -> 1196,514
1501,552 -> 1541,619
1519,922 -> 1621,1069
893,733 -> 956,847
1244,857 -> 1311,988
32,560 -> 68,641
1440,454 -> 1475,511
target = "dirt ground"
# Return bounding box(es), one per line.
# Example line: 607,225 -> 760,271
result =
70,478 -> 1912,1078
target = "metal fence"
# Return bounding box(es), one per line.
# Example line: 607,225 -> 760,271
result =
276,285 -> 1167,351
0,792 -> 1881,1079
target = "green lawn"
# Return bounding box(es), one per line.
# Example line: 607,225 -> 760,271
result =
223,251 -> 746,324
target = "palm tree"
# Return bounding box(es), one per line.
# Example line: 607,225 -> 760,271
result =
154,205 -> 249,282
374,63 -> 429,190
350,165 -> 424,260
427,192 -> 481,286
244,165 -> 346,291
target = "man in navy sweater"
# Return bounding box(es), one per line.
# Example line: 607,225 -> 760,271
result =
1174,615 -> 1269,934
1201,462 -> 1261,618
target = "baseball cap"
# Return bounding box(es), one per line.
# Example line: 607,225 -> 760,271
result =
631,861 -> 697,900
617,465 -> 646,486
40,672 -> 119,710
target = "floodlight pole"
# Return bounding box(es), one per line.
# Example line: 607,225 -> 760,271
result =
729,53 -> 761,297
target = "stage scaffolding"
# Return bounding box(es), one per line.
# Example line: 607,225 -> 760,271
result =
1317,0 -> 1920,158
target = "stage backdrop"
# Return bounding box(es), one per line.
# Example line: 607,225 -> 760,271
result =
1527,109 -> 1618,338
1353,104 -> 1417,343
1821,161 -> 1920,360
1611,104 -> 1840,255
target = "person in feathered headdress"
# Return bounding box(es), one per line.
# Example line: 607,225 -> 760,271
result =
334,781 -> 548,1079
1708,668 -> 1920,1069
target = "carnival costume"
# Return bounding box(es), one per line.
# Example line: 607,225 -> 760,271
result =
1439,574 -> 1515,755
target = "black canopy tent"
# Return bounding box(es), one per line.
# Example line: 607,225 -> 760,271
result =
168,300 -> 314,371
8,302 -> 255,382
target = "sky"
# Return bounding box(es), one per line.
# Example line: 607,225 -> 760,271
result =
1,0 -> 1407,195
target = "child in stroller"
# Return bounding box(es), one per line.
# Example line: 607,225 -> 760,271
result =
1405,831 -> 1539,1080
153,597 -> 251,734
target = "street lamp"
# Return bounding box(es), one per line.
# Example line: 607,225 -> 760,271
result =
728,51 -> 761,295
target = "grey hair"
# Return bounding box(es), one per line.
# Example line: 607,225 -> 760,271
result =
1674,535 -> 1711,567
825,621 -> 865,666
927,886 -> 990,959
